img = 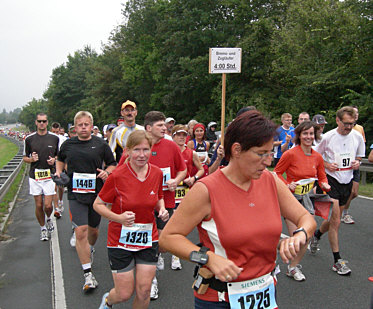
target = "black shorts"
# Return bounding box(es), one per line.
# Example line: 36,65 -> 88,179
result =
352,169 -> 360,183
326,175 -> 353,207
155,208 -> 174,230
69,199 -> 101,228
108,242 -> 159,273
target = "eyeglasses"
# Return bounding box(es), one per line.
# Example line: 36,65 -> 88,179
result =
36,120 -> 47,123
341,121 -> 355,127
250,150 -> 275,160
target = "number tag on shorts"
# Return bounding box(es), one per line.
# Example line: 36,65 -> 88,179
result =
119,223 -> 152,251
175,184 -> 189,202
294,178 -> 317,195
72,172 -> 96,193
335,152 -> 352,169
160,167 -> 171,190
34,169 -> 51,182
228,273 -> 278,309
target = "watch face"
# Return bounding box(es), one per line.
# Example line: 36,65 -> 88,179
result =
190,251 -> 208,265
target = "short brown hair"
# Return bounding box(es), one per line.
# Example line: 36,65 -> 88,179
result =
144,111 -> 166,130
336,106 -> 356,120
126,130 -> 153,150
294,121 -> 319,145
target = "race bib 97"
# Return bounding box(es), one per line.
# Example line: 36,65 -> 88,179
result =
335,153 -> 352,169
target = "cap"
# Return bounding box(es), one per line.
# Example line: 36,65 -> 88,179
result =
121,100 -> 136,110
107,124 -> 116,131
172,129 -> 188,136
102,124 -> 108,134
312,114 -> 327,124
93,126 -> 99,130
165,117 -> 175,124
208,121 -> 217,129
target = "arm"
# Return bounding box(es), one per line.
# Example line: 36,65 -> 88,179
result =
184,151 -> 204,187
23,153 -> 38,164
208,144 -> 224,174
155,198 -> 169,222
186,140 -> 194,150
280,133 -> 292,153
55,160 -> 65,177
93,197 -> 135,226
159,183 -> 242,282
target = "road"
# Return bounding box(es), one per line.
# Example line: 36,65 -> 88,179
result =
0,178 -> 372,308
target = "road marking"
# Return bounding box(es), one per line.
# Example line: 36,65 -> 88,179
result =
358,195 -> 373,201
50,217 -> 67,309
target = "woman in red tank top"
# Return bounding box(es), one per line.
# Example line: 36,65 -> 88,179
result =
160,111 -> 316,308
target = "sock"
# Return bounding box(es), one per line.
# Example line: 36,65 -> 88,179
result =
41,225 -> 46,231
82,263 -> 92,274
333,252 -> 341,263
314,229 -> 323,240
342,209 -> 348,216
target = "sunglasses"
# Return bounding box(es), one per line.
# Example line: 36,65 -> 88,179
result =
37,120 -> 48,123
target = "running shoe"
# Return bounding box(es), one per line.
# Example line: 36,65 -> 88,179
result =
90,246 -> 95,264
54,208 -> 62,219
83,272 -> 98,291
46,219 -> 54,234
341,213 -> 355,224
70,230 -> 76,247
99,292 -> 111,309
40,229 -> 49,241
171,255 -> 182,270
286,264 -> 306,281
369,276 -> 373,282
309,236 -> 320,254
332,259 -> 351,275
156,254 -> 164,271
150,277 -> 158,300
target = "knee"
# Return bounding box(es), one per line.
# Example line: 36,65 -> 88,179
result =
115,289 -> 133,303
75,226 -> 88,241
136,286 -> 151,302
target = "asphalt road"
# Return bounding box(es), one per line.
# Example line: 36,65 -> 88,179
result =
0,179 -> 372,309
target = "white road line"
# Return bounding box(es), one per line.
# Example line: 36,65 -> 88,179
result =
358,195 -> 373,201
50,217 -> 66,309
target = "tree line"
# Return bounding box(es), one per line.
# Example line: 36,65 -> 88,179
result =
19,0 -> 372,146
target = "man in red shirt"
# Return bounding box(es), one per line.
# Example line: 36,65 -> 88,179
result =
144,111 -> 187,300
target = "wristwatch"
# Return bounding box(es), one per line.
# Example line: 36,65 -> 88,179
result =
189,246 -> 210,265
194,175 -> 199,182
293,227 -> 308,242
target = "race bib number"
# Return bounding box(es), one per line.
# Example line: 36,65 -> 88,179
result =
175,184 -> 189,202
335,152 -> 352,169
228,273 -> 277,309
294,178 -> 317,195
161,167 -> 171,190
119,223 -> 152,251
34,169 -> 51,182
197,151 -> 208,163
72,172 -> 96,193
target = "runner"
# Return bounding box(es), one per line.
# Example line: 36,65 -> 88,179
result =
94,130 -> 169,309
312,114 -> 327,147
165,117 -> 175,137
23,113 -> 60,241
187,123 -> 210,177
56,111 -> 116,292
143,111 -> 187,300
297,112 -> 310,125
109,100 -> 144,162
313,106 -> 365,275
273,113 -> 295,167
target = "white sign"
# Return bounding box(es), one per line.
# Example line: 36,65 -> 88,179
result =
209,48 -> 241,74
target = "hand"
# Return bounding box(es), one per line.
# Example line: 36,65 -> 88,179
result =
183,177 -> 193,187
351,160 -> 360,170
54,171 -> 61,178
326,162 -> 338,172
157,208 -> 169,222
288,182 -> 297,191
207,253 -> 243,282
31,152 -> 39,162
320,182 -> 331,191
279,234 -> 306,264
285,133 -> 291,143
119,211 -> 135,226
217,145 -> 224,159
97,168 -> 109,181
47,156 -> 55,166
166,178 -> 178,192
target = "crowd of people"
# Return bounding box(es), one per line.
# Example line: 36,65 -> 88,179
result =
21,101 -> 373,308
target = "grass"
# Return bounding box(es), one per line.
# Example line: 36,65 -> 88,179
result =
0,137 -> 18,169
0,163 -> 26,223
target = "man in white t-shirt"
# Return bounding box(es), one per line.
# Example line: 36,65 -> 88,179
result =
312,106 -> 365,276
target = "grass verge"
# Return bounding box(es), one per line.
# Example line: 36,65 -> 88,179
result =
0,163 -> 26,224
0,137 -> 18,169
358,183 -> 373,198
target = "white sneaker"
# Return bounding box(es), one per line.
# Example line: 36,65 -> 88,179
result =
40,229 -> 49,241
54,207 -> 62,219
150,277 -> 158,300
83,272 -> 98,292
70,230 -> 76,247
286,264 -> 306,281
341,213 -> 355,224
156,254 -> 164,271
58,200 -> 64,213
171,255 -> 182,270
46,219 -> 54,234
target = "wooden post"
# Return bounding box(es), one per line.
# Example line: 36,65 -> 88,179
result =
220,73 -> 226,146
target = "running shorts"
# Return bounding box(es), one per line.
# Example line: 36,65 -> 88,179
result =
326,174 -> 353,207
29,178 -> 55,196
69,199 -> 101,228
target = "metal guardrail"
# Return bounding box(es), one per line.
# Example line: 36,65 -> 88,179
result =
360,158 -> 373,186
0,135 -> 24,201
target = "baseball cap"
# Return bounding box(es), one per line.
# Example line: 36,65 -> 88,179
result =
121,100 -> 136,110
107,124 -> 116,131
93,126 -> 99,130
165,117 -> 175,124
312,114 -> 327,124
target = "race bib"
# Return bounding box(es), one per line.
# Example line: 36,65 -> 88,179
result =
294,178 -> 317,195
119,223 -> 152,251
175,183 -> 189,202
34,169 -> 51,182
335,152 -> 352,169
72,172 -> 96,193
197,151 -> 208,163
161,167 -> 171,191
228,273 -> 278,309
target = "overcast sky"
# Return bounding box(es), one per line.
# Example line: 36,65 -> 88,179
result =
0,0 -> 125,112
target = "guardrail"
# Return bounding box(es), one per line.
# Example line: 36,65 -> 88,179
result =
0,135 -> 24,201
360,158 -> 373,186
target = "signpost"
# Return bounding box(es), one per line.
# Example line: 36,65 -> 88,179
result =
209,48 -> 241,145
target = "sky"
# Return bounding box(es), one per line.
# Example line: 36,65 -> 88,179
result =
0,0 -> 126,112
